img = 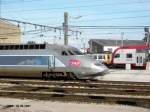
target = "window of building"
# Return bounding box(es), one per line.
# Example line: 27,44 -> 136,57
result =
126,54 -> 132,58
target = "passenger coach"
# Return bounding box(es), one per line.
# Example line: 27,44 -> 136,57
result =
112,45 -> 150,69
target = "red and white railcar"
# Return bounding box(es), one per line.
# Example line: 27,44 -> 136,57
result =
112,45 -> 149,68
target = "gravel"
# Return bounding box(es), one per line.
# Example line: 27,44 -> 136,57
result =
97,69 -> 150,82
0,97 -> 149,112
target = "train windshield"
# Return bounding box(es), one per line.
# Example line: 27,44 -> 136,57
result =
62,49 -> 83,56
71,50 -> 83,55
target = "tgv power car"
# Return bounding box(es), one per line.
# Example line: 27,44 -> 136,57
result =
0,43 -> 108,79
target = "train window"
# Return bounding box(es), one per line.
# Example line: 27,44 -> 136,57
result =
103,56 -> 105,59
72,50 -> 83,55
98,55 -> 102,59
137,57 -> 139,63
68,50 -> 74,55
10,45 -> 14,49
148,54 -> 150,61
140,57 -> 142,63
24,45 -> 28,49
20,45 -> 24,49
62,51 -> 68,56
126,54 -> 132,58
0,56 -> 49,65
107,55 -> 110,59
94,55 -> 97,59
115,54 -> 120,58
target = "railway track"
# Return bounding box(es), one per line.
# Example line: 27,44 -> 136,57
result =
0,78 -> 150,108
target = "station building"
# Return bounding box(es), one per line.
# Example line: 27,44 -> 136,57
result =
0,20 -> 21,44
89,39 -> 145,53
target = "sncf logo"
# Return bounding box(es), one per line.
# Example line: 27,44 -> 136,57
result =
69,59 -> 80,67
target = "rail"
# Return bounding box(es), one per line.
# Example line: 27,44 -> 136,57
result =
0,78 -> 149,108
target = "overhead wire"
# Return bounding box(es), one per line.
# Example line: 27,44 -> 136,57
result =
0,28 -> 52,37
70,25 -> 150,30
81,9 -> 150,17
0,18 -> 81,34
73,15 -> 150,23
1,0 -> 149,25
1,0 -> 149,40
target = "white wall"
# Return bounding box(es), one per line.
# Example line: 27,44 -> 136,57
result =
104,46 -> 118,52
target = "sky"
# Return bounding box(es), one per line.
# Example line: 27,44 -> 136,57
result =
0,0 -> 150,48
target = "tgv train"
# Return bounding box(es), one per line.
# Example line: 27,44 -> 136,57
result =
0,43 -> 108,79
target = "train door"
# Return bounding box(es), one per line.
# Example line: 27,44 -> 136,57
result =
48,55 -> 55,69
135,53 -> 144,67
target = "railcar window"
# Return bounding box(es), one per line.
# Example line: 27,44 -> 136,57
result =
0,46 -> 4,50
115,54 -> 120,58
107,55 -> 110,59
94,55 -> 97,59
126,54 -> 132,58
5,46 -> 9,50
140,57 -> 142,63
68,50 -> 74,55
10,45 -> 14,49
20,45 -> 24,49
24,45 -> 28,49
98,55 -> 102,59
103,56 -> 105,59
62,51 -> 68,56
137,57 -> 139,63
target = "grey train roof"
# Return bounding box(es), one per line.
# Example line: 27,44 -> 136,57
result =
0,43 -> 70,50
89,39 -> 145,46
0,43 -> 70,55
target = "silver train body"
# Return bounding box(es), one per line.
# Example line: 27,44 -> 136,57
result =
0,43 -> 108,79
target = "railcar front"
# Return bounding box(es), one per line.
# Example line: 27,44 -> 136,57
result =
58,47 -> 108,79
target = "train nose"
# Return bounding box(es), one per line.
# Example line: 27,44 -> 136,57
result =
91,61 -> 109,74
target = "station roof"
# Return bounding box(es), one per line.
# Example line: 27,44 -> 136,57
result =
89,39 -> 145,46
